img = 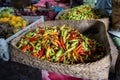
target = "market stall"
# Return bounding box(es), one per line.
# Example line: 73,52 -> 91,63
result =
0,0 -> 120,80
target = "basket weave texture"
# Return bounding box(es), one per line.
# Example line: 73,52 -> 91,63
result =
9,20 -> 111,80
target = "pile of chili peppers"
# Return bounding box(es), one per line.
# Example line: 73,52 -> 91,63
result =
59,5 -> 103,20
17,25 -> 106,64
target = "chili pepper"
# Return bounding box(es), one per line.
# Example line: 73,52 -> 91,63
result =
32,53 -> 38,58
65,42 -> 69,50
46,47 -> 51,59
72,52 -> 78,61
79,56 -> 84,63
51,40 -> 59,46
30,37 -> 36,42
54,40 -> 61,47
41,55 -> 46,60
71,41 -> 78,47
21,44 -> 27,52
76,44 -> 82,49
59,36 -> 66,50
63,56 -> 67,64
67,53 -> 71,60
55,49 -> 63,62
78,48 -> 86,56
27,45 -> 34,51
69,37 -> 77,40
62,30 -> 67,43
58,55 -> 64,63
79,51 -> 86,56
56,49 -> 63,58
38,48 -> 44,57
65,46 -> 75,54
49,48 -> 55,56
39,29 -> 44,34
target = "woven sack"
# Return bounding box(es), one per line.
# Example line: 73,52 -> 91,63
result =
9,20 -> 111,80
55,9 -> 109,30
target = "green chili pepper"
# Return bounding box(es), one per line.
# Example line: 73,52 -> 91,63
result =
55,48 -> 63,62
56,48 -> 63,58
49,48 -> 55,56
63,30 -> 67,43
65,42 -> 70,50
65,46 -> 76,55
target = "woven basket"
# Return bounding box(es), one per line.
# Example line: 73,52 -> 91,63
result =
115,48 -> 120,80
55,9 -> 109,30
113,0 -> 120,6
9,20 -> 111,80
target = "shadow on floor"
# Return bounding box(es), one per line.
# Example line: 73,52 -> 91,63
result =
0,60 -> 42,80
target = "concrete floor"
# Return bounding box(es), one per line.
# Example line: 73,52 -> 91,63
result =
0,60 -> 42,80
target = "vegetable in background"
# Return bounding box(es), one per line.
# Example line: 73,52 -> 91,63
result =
59,5 -> 106,20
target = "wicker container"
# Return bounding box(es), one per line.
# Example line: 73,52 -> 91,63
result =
9,20 -> 111,80
115,48 -> 120,80
55,9 -> 109,30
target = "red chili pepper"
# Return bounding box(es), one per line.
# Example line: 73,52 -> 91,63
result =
76,44 -> 86,56
79,49 -> 86,56
76,44 -> 82,51
21,44 -> 27,52
69,36 -> 77,40
30,37 -> 36,42
58,55 -> 64,62
39,29 -> 44,34
30,35 -> 40,42
59,36 -> 66,50
38,48 -> 44,57
27,45 -> 34,51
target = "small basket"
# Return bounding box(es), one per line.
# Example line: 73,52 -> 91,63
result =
9,20 -> 111,80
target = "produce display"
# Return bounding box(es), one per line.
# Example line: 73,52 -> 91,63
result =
0,7 -> 28,38
0,7 -> 27,29
17,25 -> 106,64
14,6 -> 56,21
59,5 -> 106,20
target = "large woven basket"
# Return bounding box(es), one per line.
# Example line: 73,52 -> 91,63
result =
9,20 -> 111,80
115,48 -> 120,80
55,9 -> 109,30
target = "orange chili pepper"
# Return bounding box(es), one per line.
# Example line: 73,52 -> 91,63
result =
21,44 -> 27,52
32,53 -> 38,58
